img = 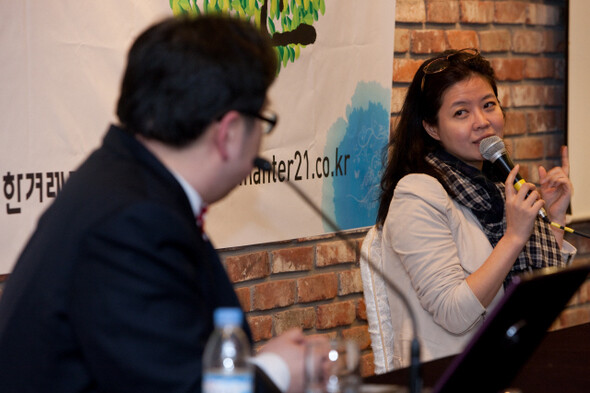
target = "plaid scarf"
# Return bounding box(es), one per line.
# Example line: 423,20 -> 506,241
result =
426,150 -> 564,285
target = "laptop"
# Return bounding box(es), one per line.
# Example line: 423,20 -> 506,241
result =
431,262 -> 590,393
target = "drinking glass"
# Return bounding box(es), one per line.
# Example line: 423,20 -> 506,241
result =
305,338 -> 361,393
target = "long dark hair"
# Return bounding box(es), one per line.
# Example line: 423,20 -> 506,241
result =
376,49 -> 499,226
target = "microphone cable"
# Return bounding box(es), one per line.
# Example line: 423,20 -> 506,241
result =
543,217 -> 590,239
253,157 -> 423,393
479,136 -> 590,239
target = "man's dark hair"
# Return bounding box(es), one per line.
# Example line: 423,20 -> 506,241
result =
116,15 -> 277,147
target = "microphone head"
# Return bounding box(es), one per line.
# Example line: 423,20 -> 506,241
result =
253,157 -> 272,172
479,135 -> 506,162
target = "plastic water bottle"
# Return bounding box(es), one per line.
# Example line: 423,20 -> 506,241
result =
203,307 -> 254,393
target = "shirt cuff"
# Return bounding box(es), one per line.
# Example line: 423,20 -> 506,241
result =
249,352 -> 291,393
561,240 -> 577,265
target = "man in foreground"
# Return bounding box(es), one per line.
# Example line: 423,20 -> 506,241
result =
0,15 -> 306,393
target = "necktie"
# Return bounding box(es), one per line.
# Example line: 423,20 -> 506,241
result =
196,206 -> 208,240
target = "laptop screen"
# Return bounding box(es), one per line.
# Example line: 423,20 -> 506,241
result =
432,263 -> 590,393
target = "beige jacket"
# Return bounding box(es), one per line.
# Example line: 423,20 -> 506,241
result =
362,174 -> 576,371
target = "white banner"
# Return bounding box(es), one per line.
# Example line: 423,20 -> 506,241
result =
0,0 -> 396,273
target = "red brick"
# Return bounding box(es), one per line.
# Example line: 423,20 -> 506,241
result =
446,30 -> 478,50
543,85 -> 564,106
339,268 -> 363,296
524,58 -> 554,79
316,301 -> 356,329
543,30 -> 566,53
355,239 -> 364,261
248,315 -> 273,342
271,246 -> 313,274
393,59 -> 422,83
512,30 -> 544,54
396,0 -> 426,23
504,137 -> 515,157
526,3 -> 561,26
497,85 -> 512,108
460,1 -> 494,24
518,163 -> 533,184
395,29 -> 410,53
297,273 -> 338,303
479,30 -> 511,53
526,110 -> 558,133
225,251 -> 269,283
494,1 -> 527,24
511,85 -> 545,107
357,298 -> 367,321
252,280 -> 296,311
274,307 -> 316,335
316,240 -> 357,267
235,287 -> 251,312
410,30 -> 446,54
427,1 -> 459,24
490,58 -> 525,81
391,87 -> 408,113
306,332 -> 338,343
512,137 -> 545,160
360,353 -> 375,378
342,325 -> 371,351
544,133 -> 566,159
504,111 -> 527,136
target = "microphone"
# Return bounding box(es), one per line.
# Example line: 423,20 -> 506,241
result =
253,157 -> 423,393
479,136 -> 590,239
479,136 -> 549,222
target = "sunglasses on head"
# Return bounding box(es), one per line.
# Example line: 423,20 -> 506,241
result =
420,48 -> 480,91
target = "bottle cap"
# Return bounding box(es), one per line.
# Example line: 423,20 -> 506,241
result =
213,307 -> 243,328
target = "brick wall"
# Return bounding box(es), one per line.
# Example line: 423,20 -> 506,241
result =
0,0 -> 588,379
219,0 -> 590,378
219,232 -> 373,374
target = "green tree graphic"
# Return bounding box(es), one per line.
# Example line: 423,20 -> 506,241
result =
169,0 -> 326,71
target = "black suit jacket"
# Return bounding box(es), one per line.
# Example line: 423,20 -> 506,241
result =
0,125 -> 278,393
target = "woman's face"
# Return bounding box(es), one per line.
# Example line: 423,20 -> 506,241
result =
423,74 -> 504,169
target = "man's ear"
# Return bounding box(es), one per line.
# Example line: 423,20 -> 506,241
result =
422,120 -> 440,141
214,111 -> 242,161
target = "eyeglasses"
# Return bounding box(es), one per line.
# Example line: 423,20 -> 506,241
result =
254,110 -> 278,134
246,109 -> 278,135
420,48 -> 480,91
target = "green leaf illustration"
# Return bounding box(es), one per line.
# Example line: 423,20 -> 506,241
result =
169,0 -> 325,72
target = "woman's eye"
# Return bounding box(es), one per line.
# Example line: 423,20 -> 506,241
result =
484,101 -> 497,109
454,109 -> 467,117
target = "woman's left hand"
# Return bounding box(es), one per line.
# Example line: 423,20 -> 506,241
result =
538,145 -> 573,224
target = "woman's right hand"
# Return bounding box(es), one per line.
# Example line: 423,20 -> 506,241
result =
467,165 -> 545,307
503,165 -> 544,245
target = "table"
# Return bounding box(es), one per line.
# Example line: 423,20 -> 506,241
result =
364,323 -> 590,392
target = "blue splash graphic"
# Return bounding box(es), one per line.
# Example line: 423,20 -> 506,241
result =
322,81 -> 389,231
